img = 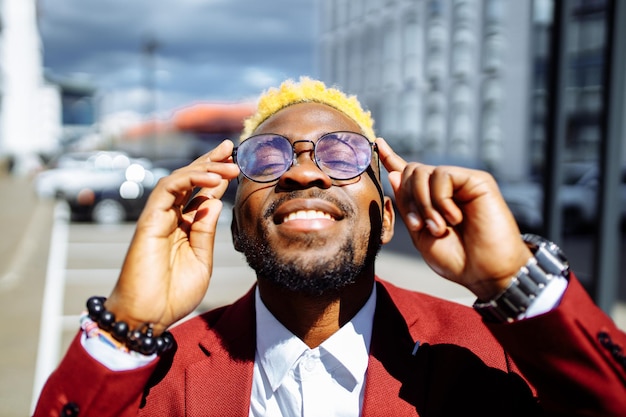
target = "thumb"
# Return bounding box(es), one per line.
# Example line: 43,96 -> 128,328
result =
188,197 -> 224,272
376,137 -> 407,173
387,171 -> 402,194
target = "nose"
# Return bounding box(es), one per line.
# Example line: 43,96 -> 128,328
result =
277,140 -> 333,189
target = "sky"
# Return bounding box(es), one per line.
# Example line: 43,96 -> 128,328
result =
37,0 -> 318,120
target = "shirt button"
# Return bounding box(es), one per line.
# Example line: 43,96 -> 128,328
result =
304,357 -> 316,372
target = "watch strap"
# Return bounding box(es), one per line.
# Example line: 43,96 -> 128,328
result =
473,234 -> 570,323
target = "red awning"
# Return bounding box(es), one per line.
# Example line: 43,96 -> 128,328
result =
172,102 -> 256,134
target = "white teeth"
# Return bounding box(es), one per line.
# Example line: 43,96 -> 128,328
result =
283,210 -> 334,223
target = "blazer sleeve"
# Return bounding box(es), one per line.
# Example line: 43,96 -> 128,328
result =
32,331 -> 158,417
486,273 -> 626,417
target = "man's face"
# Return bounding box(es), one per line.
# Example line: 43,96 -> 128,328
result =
232,102 -> 394,295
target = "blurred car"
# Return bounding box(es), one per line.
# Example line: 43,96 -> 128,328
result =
66,157 -> 236,225
499,162 -> 626,234
67,162 -> 170,224
33,149 -> 172,224
50,150 -> 130,169
34,150 -> 145,200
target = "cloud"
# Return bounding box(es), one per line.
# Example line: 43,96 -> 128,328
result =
38,0 -> 317,117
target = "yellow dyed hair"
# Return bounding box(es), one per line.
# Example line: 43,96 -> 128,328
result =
240,77 -> 376,141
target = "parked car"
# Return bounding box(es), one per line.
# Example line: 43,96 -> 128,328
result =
33,150 -> 172,223
34,150 -> 144,200
499,162 -> 626,234
66,162 -> 170,224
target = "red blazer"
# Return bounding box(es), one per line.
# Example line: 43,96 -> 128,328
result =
34,275 -> 626,416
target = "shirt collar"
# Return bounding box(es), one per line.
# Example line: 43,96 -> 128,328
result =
255,284 -> 377,392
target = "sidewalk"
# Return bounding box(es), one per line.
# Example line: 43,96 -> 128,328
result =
0,173 -> 55,417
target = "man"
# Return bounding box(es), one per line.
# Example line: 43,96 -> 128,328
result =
34,78 -> 625,416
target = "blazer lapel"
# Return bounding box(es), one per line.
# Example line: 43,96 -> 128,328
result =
362,281 -> 425,416
186,287 -> 257,416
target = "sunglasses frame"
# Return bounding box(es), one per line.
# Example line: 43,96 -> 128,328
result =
233,131 -> 378,183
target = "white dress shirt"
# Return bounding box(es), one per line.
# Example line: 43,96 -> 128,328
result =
249,286 -> 377,417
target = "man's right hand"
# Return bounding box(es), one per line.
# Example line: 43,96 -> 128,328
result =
104,140 -> 240,335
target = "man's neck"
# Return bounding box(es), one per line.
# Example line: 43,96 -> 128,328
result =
257,275 -> 375,348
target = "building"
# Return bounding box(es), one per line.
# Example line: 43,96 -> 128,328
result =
318,0 -> 626,183
530,0 -> 621,173
46,74 -> 98,150
317,0 -> 533,181
0,0 -> 61,174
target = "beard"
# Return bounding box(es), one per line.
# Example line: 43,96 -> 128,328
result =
237,221 -> 382,297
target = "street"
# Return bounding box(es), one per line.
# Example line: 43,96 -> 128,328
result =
1,174 -> 625,417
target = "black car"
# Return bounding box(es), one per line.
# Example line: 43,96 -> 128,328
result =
66,163 -> 170,224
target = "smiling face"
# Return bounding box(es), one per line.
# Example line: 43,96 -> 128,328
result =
232,102 -> 394,296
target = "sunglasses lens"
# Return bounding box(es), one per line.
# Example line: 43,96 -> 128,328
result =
235,132 -> 373,182
316,132 -> 372,180
237,135 -> 292,182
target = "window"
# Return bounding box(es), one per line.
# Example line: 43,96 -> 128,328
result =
485,0 -> 505,24
402,18 -> 421,83
452,30 -> 474,77
347,35 -> 362,92
483,33 -> 505,72
382,22 -> 401,86
401,92 -> 422,134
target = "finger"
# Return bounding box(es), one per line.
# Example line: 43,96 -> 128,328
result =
189,139 -> 236,166
181,175 -> 230,228
154,169 -> 229,211
153,157 -> 240,208
191,176 -> 231,202
170,139 -> 239,208
391,166 -> 421,231
135,169 -> 231,239
402,164 -> 447,235
172,138 -> 237,208
188,198 -> 224,274
376,137 -> 407,173
428,167 -> 465,226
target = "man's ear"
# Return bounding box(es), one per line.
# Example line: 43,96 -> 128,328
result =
231,211 -> 243,253
381,196 -> 395,244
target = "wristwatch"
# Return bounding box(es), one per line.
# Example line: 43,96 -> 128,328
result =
473,234 -> 570,323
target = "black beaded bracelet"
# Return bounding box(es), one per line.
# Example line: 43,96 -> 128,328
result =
86,296 -> 173,355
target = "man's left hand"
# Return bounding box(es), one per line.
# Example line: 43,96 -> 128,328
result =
376,137 -> 532,301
